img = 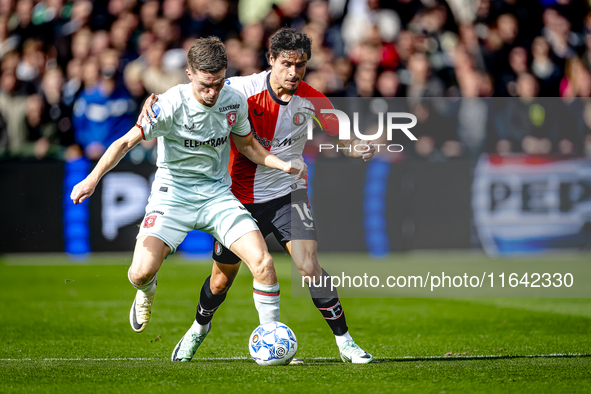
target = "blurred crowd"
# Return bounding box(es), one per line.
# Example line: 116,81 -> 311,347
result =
1,0 -> 591,163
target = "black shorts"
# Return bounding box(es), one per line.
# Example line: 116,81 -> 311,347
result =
212,189 -> 317,264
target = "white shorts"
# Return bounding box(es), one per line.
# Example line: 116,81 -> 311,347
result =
137,176 -> 259,253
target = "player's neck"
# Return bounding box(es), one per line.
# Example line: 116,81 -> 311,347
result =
269,73 -> 295,103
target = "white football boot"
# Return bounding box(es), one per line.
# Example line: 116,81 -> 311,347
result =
339,340 -> 373,364
171,321 -> 211,361
129,280 -> 156,333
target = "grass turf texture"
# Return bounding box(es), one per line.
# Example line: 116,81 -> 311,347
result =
1,253 -> 590,393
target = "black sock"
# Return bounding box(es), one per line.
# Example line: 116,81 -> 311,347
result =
308,269 -> 349,336
195,276 -> 227,326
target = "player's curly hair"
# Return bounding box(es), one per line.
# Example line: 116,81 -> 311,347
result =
267,27 -> 312,64
187,36 -> 228,73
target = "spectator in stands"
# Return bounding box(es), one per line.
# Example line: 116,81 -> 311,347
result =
179,0 -> 208,38
224,36 -> 242,77
0,14 -> 18,59
406,51 -> 445,100
71,28 -> 92,61
39,67 -> 77,159
201,0 -> 240,42
135,39 -> 184,95
0,0 -> 590,163
542,8 -> 582,67
346,61 -> 377,97
72,49 -> 134,159
16,39 -> 45,94
0,69 -> 27,156
455,70 -> 490,158
139,0 -> 160,32
376,69 -> 402,98
62,58 -> 82,107
498,46 -> 529,97
531,36 -> 562,96
496,73 -> 559,155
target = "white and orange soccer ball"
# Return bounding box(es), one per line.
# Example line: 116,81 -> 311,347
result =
248,322 -> 298,366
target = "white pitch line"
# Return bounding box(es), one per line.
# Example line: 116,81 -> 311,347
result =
0,353 -> 589,362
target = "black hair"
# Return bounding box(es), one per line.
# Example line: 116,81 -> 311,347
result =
267,27 -> 312,64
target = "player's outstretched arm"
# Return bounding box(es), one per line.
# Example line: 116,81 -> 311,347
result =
70,125 -> 144,204
137,93 -> 158,125
231,133 -> 307,180
329,137 -> 376,162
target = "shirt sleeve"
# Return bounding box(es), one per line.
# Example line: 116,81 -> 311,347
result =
139,90 -> 176,141
307,93 -> 340,138
230,94 -> 251,137
224,72 -> 265,99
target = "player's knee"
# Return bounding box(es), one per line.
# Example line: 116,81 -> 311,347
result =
128,265 -> 157,286
297,256 -> 322,280
210,273 -> 233,294
251,252 -> 275,281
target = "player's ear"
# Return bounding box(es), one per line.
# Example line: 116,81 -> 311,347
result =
186,68 -> 192,81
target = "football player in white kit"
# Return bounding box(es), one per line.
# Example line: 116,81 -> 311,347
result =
140,29 -> 376,364
71,37 -> 307,351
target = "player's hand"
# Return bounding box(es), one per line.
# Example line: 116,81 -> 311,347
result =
284,158 -> 307,180
354,139 -> 376,162
71,178 -> 97,205
137,93 -> 159,125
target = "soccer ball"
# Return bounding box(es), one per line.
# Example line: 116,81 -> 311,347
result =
248,321 -> 297,366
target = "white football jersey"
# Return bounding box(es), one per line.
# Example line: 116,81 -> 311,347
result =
139,83 -> 250,186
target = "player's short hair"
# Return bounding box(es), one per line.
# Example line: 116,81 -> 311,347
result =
267,27 -> 312,64
187,36 -> 227,73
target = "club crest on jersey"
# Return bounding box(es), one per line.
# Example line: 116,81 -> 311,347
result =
293,112 -> 307,126
214,240 -> 223,256
143,215 -> 157,228
227,111 -> 237,127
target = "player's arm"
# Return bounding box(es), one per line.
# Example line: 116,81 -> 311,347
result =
328,136 -> 376,162
70,125 -> 144,204
231,133 -> 307,180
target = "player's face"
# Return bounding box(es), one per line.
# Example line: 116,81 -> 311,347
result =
269,51 -> 308,92
187,68 -> 226,107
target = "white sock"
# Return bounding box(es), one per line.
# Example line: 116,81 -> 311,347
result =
191,320 -> 211,335
128,270 -> 157,295
252,280 -> 280,324
335,331 -> 353,347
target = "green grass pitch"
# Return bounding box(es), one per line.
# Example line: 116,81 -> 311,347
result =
1,252 -> 590,393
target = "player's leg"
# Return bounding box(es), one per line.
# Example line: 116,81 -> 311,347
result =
287,239 -> 373,364
172,243 -> 241,361
201,192 -> 280,324
173,236 -> 278,362
192,199 -> 275,332
128,235 -> 171,333
282,190 -> 372,363
230,229 -> 280,324
173,192 -> 278,362
131,179 -> 195,333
